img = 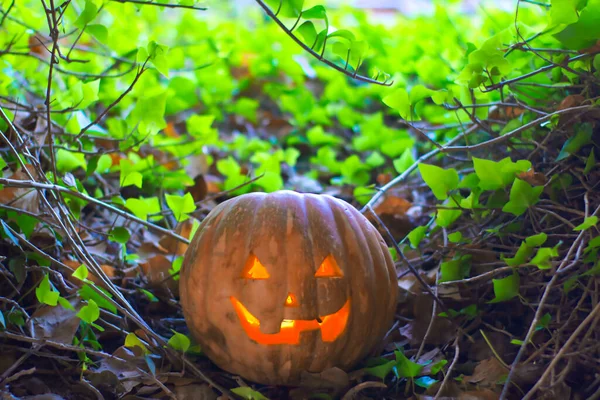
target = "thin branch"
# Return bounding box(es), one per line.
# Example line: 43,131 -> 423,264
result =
522,302 -> 600,399
253,0 -> 391,86
108,0 -> 206,10
442,105 -> 594,153
361,124 -> 479,212
0,177 -> 189,244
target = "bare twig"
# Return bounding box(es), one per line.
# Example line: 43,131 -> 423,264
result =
108,0 -> 206,10
253,0 -> 391,86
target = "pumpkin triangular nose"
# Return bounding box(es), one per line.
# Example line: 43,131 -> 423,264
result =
284,292 -> 298,307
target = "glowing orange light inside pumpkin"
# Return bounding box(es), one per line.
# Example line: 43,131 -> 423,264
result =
285,292 -> 298,307
241,254 -> 270,279
315,255 -> 344,278
230,296 -> 350,345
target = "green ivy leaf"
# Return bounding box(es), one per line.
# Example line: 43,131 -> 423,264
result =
72,264 -> 88,281
554,0 -> 600,49
168,331 -> 191,353
148,41 -> 170,77
87,24 -> 108,41
418,164 -> 459,200
36,274 -> 59,306
584,150 -> 596,175
530,246 -> 559,269
415,376 -> 438,389
109,227 -> 130,244
393,149 -> 415,174
448,231 -> 463,243
502,179 -> 543,216
365,152 -> 385,168
394,349 -> 423,378
526,232 -> 548,247
431,359 -> 448,374
574,216 -> 598,231
407,226 -> 427,248
364,360 -> 395,380
56,149 -> 86,173
125,332 -> 150,355
78,284 -> 116,314
231,387 -> 270,400
306,126 -> 342,146
489,273 -> 520,303
440,255 -> 471,283
77,299 -> 100,324
125,197 -> 161,222
383,88 -> 410,119
297,21 -> 317,46
557,123 -> 593,161
120,160 -> 143,189
58,297 -> 75,311
503,242 -> 534,267
549,0 -> 579,28
535,313 -> 551,331
75,0 -> 98,28
165,193 -> 196,222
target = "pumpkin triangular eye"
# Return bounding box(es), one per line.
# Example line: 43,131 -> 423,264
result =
315,255 -> 344,278
241,253 -> 270,279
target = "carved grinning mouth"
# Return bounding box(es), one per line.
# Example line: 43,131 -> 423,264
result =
230,297 -> 351,345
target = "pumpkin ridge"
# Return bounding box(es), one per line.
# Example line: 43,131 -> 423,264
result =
328,196 -> 375,367
301,193 -> 324,372
206,197 -> 243,363
359,211 -> 395,358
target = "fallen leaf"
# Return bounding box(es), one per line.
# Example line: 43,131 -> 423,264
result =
31,300 -> 80,344
0,165 -> 41,214
517,169 -> 547,186
374,195 -> 413,216
187,174 -> 208,203
164,121 -> 179,138
459,389 -> 500,400
92,346 -> 145,393
138,254 -> 178,295
62,260 -> 116,288
558,94 -> 585,111
174,384 -> 218,400
159,217 -> 199,256
465,358 -> 508,387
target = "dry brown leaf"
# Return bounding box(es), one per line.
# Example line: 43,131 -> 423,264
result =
0,165 -> 41,214
374,195 -> 413,216
164,121 -> 179,138
558,94 -> 585,111
92,346 -> 145,393
31,300 -> 80,345
377,173 -> 393,186
138,254 -> 178,294
399,295 -> 455,346
62,260 -> 115,287
174,384 -> 218,400
187,175 -> 208,203
28,33 -> 50,56
159,217 -> 199,256
465,358 -> 508,387
517,168 -> 548,186
459,389 -> 500,400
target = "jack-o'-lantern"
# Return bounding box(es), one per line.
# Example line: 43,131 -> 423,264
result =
180,191 -> 397,385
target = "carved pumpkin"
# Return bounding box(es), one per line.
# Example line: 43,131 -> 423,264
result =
180,191 -> 397,385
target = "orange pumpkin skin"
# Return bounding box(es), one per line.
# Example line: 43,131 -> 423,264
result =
180,191 -> 397,385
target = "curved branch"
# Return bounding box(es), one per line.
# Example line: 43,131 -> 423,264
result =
108,0 -> 206,10
254,0 -> 392,86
